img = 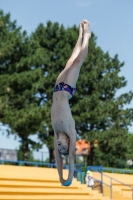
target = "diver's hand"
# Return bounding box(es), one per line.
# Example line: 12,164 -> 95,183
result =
60,178 -> 66,185
61,178 -> 72,187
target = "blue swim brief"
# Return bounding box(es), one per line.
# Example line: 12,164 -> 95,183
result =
54,82 -> 76,97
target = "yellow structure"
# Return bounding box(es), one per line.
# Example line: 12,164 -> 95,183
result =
93,172 -> 133,200
0,165 -> 109,200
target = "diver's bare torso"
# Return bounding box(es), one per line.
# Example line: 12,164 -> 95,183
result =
51,91 -> 75,138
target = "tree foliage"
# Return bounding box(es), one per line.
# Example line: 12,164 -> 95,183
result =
127,133 -> 133,160
32,21 -> 133,165
0,10 -> 133,165
0,10 -> 45,158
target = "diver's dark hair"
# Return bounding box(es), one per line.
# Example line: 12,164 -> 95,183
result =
61,151 -> 69,156
58,133 -> 69,156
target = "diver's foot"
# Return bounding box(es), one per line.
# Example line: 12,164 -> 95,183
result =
83,19 -> 91,38
79,21 -> 84,38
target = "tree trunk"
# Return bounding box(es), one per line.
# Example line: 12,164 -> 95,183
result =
48,130 -> 55,163
22,139 -> 29,165
90,143 -> 95,166
49,148 -> 55,163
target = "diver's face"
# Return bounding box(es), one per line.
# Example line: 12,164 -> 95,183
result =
56,138 -> 69,154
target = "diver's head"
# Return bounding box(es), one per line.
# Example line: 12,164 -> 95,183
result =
56,132 -> 69,156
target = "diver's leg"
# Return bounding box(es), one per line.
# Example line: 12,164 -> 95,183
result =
64,20 -> 91,87
55,21 -> 84,85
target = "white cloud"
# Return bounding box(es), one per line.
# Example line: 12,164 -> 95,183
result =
77,0 -> 92,7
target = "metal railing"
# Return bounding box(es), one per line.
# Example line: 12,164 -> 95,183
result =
86,166 -> 133,200
103,167 -> 133,174
92,177 -> 103,191
0,159 -> 82,171
102,173 -> 133,200
87,166 -> 133,174
92,176 -> 113,198
0,159 -> 56,167
87,166 -> 103,173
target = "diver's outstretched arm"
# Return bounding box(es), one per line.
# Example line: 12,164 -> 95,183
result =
61,129 -> 76,187
54,137 -> 64,183
68,131 -> 76,179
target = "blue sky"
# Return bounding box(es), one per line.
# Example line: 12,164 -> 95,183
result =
0,0 -> 133,157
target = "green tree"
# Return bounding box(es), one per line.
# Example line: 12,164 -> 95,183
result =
126,133 -> 133,160
17,144 -> 34,161
73,37 -> 133,166
1,10 -> 133,166
33,22 -> 133,166
0,10 -> 45,160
